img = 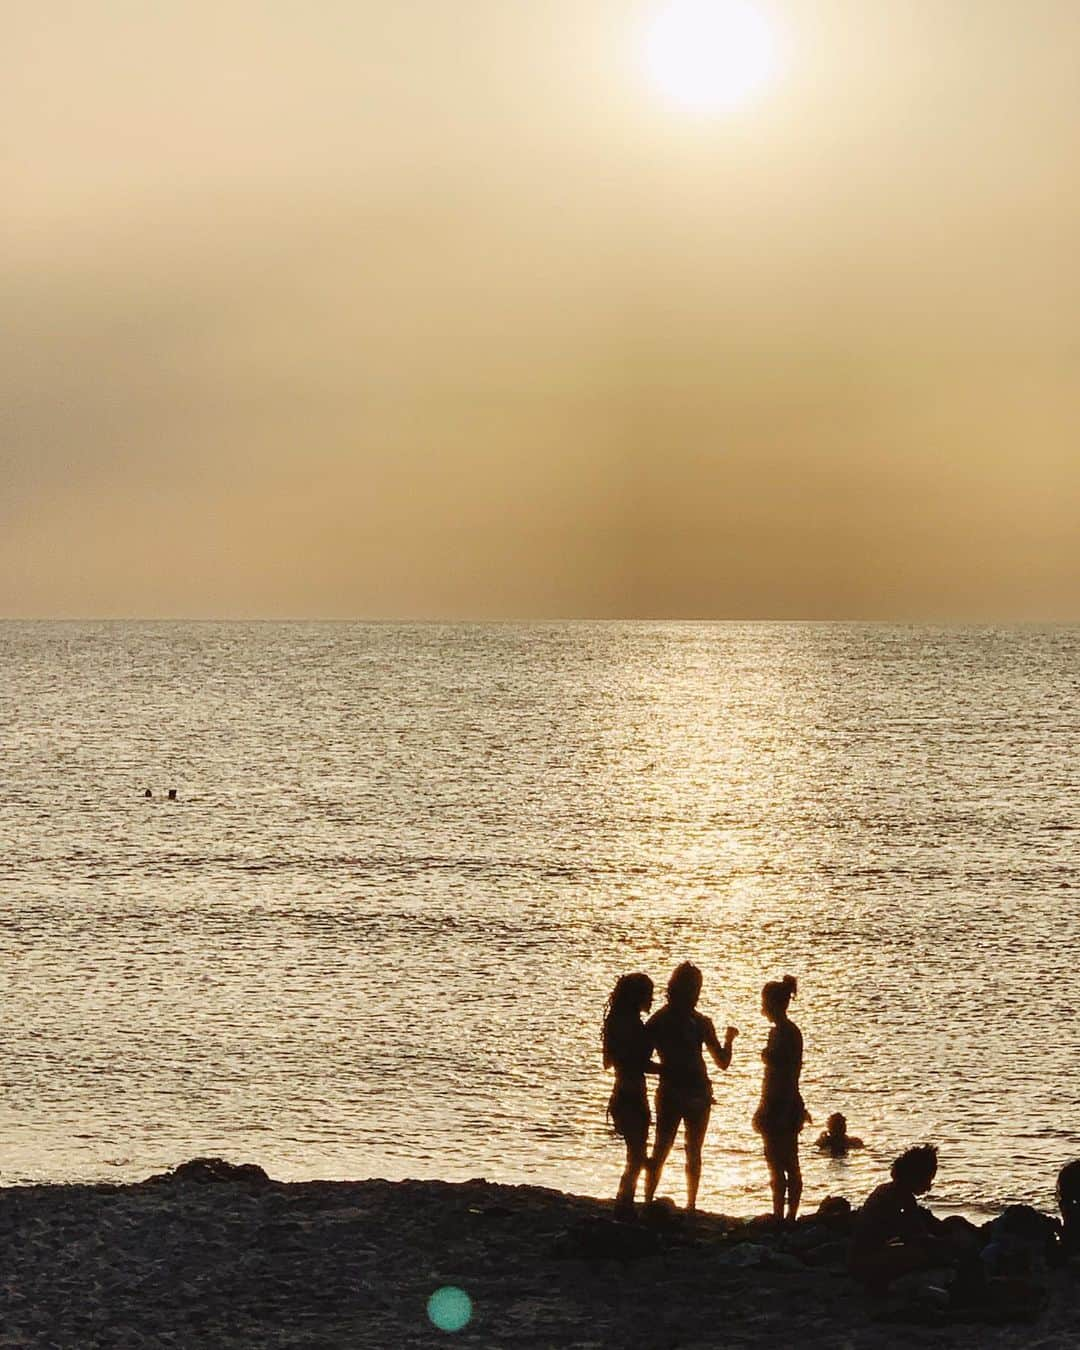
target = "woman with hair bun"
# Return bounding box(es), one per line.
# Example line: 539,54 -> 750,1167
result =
753,974 -> 809,1222
602,973 -> 659,1209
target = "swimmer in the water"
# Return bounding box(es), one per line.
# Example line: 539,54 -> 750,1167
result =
643,962 -> 738,1212
144,789 -> 153,798
816,1112 -> 865,1157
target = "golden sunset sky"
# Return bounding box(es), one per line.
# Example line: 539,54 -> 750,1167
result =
4,1 -> 1079,618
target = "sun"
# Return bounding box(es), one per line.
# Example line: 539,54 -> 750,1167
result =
642,0 -> 784,115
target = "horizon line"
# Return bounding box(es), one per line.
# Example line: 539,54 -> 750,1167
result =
3,615 -> 1080,627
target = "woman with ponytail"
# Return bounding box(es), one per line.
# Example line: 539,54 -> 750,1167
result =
602,973 -> 659,1209
753,974 -> 809,1222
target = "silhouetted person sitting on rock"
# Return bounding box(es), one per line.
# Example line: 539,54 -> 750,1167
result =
602,973 -> 660,1210
1059,1159 -> 1080,1259
816,1112 -> 864,1157
643,962 -> 737,1212
753,975 -> 808,1222
849,1144 -> 957,1292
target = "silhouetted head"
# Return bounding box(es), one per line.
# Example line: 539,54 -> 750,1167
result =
167,789 -> 177,800
761,974 -> 797,1021
606,972 -> 654,1020
1057,1159 -> 1080,1230
602,972 -> 654,1068
144,789 -> 153,798
890,1144 -> 938,1194
666,962 -> 703,1011
827,1113 -> 846,1136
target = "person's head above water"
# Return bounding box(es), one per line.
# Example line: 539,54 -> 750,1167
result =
890,1144 -> 939,1194
761,974 -> 797,1021
666,961 -> 703,1011
827,1112 -> 847,1136
606,972 -> 654,1019
1057,1159 -> 1080,1228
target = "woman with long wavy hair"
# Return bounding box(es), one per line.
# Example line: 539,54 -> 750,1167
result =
602,972 -> 659,1209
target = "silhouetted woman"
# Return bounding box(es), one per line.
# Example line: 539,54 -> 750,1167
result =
1059,1159 -> 1080,1258
644,962 -> 738,1211
753,974 -> 807,1222
602,973 -> 659,1209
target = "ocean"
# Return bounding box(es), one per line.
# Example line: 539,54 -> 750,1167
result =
1,621 -> 1077,1218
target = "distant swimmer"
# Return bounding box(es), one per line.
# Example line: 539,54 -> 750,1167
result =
167,789 -> 178,801
816,1112 -> 865,1158
144,789 -> 153,798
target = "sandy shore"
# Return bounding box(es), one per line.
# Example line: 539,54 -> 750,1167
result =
0,1161 -> 1075,1348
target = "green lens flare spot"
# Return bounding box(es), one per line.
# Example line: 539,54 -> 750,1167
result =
427,1285 -> 473,1333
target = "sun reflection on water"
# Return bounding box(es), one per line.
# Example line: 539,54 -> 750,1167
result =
1,622 -> 1077,1221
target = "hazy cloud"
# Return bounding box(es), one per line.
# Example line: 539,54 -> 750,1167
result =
4,1 -> 1079,616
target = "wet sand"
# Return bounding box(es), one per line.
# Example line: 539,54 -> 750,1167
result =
0,1163 -> 1075,1348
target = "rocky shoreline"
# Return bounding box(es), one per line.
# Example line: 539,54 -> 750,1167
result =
0,1161 -> 1075,1348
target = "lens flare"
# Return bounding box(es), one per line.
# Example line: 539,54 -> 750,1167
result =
427,1286 -> 473,1333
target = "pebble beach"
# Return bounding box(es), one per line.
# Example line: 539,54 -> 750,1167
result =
1,1161 -> 1076,1348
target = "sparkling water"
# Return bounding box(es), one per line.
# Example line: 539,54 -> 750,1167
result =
2,621 -> 1077,1218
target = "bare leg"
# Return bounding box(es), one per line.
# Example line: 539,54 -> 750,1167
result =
786,1145 -> 802,1222
769,1168 -> 785,1220
683,1103 -> 711,1212
645,1096 -> 681,1203
763,1134 -> 785,1220
616,1126 -> 648,1208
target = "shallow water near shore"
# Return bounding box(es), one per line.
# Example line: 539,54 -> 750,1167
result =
1,621 -> 1078,1218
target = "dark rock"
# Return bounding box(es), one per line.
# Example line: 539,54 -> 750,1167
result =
715,1243 -> 769,1268
979,1275 -> 1049,1324
643,1197 -> 680,1220
800,1240 -> 849,1269
810,1196 -> 852,1231
764,1251 -> 806,1274
783,1222 -> 832,1252
872,1271 -> 952,1326
550,1216 -> 661,1262
639,1198 -> 688,1237
476,1204 -> 514,1220
983,1204 -> 1058,1246
144,1158 -> 271,1188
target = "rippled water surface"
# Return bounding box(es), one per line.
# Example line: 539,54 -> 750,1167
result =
1,622 -> 1077,1217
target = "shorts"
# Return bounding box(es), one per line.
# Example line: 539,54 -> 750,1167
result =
655,1080 -> 713,1126
609,1086 -> 650,1141
753,1094 -> 807,1138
